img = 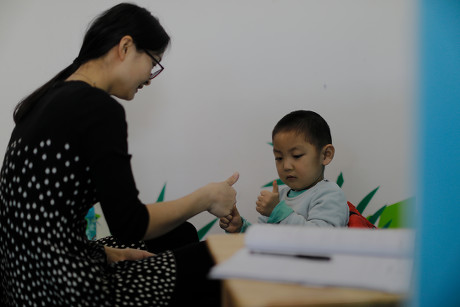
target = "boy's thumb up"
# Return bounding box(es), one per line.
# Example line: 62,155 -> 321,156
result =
225,172 -> 240,186
272,180 -> 279,193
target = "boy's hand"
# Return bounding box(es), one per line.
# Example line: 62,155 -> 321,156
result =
256,180 -> 280,217
219,204 -> 243,233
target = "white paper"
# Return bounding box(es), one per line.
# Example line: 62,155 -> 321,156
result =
210,225 -> 415,293
245,224 -> 415,258
210,248 -> 412,294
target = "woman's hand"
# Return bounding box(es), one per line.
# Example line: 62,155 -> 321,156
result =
104,246 -> 154,264
219,204 -> 243,233
142,172 -> 239,241
204,172 -> 239,218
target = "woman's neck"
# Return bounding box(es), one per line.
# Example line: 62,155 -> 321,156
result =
66,60 -> 110,92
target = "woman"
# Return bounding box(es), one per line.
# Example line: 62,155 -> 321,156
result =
0,3 -> 237,306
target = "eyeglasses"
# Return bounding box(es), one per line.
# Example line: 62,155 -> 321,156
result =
144,50 -> 164,80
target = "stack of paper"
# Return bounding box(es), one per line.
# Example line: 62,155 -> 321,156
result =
209,224 -> 414,293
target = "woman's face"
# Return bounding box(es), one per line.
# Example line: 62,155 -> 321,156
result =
112,46 -> 163,100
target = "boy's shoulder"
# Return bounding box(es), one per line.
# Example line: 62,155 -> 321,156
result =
316,179 -> 342,191
314,179 -> 346,198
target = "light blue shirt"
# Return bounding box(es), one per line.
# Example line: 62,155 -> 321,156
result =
239,179 -> 349,232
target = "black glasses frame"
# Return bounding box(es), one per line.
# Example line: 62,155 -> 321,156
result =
145,51 -> 164,80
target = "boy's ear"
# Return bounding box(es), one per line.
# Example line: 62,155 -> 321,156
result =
321,144 -> 335,166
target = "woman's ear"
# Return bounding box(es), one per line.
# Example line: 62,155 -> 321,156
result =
321,144 -> 335,166
117,35 -> 134,61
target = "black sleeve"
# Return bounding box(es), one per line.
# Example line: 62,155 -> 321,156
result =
77,90 -> 149,242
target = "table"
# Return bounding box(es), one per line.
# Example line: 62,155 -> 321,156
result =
206,233 -> 405,307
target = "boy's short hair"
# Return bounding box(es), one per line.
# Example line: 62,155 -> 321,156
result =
272,110 -> 332,150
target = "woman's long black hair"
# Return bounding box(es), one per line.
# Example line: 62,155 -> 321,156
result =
13,3 -> 170,123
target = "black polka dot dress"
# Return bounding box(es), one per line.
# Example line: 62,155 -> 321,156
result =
0,81 -> 176,306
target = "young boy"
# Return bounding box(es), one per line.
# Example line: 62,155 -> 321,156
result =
220,110 -> 349,233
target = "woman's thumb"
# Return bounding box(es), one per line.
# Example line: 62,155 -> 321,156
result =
225,172 -> 240,186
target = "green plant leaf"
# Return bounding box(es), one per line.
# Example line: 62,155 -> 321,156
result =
378,197 -> 414,228
382,219 -> 392,229
356,186 -> 380,214
268,142 -> 273,146
367,204 -> 387,225
336,172 -> 344,188
197,218 -> 218,241
156,183 -> 166,202
262,179 -> 285,188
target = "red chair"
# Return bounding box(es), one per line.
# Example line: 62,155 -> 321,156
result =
347,201 -> 377,228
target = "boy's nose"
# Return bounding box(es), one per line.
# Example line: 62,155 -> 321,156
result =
283,160 -> 293,171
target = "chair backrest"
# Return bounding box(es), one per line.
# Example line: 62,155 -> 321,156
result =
347,201 -> 377,228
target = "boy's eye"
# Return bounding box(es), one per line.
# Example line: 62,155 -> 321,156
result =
275,157 -> 283,161
293,154 -> 304,159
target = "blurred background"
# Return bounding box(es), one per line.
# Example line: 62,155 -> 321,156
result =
3,1 -> 458,305
0,0 -> 416,237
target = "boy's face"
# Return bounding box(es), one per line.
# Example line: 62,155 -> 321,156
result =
273,131 -> 325,191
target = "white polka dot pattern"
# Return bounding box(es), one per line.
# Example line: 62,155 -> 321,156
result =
0,138 -> 176,306
99,236 -> 176,306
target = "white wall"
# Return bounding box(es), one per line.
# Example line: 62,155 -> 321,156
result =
0,0 -> 415,238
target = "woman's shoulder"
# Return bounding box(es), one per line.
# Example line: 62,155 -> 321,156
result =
56,80 -> 115,101
53,81 -> 124,113
36,81 -> 126,130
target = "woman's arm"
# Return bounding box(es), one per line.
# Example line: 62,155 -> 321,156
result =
79,94 -> 239,241
142,172 -> 239,241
